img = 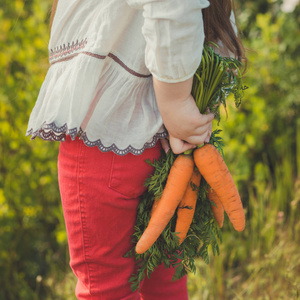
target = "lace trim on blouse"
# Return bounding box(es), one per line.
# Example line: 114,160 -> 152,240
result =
26,121 -> 168,156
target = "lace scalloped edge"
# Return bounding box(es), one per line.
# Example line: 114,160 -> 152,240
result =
25,121 -> 168,156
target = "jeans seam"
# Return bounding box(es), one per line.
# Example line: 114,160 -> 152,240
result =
77,141 -> 92,292
108,153 -> 116,190
108,153 -> 139,198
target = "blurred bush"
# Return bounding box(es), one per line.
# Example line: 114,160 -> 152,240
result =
189,1 -> 300,299
0,1 -> 69,299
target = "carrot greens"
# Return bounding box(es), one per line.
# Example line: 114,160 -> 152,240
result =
124,43 -> 247,291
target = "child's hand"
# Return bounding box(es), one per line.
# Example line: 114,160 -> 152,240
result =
153,77 -> 214,154
168,135 -> 196,154
160,136 -> 197,154
158,94 -> 214,154
168,120 -> 212,154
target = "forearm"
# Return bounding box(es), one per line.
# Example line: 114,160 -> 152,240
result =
153,76 -> 193,105
153,76 -> 214,153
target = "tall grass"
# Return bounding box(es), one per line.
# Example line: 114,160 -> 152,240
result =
187,117 -> 300,300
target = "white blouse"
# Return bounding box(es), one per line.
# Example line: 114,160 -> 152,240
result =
26,0 -> 211,155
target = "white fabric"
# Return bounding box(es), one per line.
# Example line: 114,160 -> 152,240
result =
26,0 -> 211,155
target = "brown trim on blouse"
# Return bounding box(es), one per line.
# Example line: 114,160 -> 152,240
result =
107,53 -> 151,78
50,51 -> 152,78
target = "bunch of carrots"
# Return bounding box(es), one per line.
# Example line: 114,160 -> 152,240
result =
136,44 -> 246,255
136,144 -> 245,254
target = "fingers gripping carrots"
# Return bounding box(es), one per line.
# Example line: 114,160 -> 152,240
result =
193,144 -> 245,232
135,154 -> 194,254
175,170 -> 201,245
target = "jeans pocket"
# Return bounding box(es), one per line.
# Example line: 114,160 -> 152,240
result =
109,144 -> 161,199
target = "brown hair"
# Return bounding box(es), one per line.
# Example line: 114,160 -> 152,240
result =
50,0 -> 246,63
202,0 -> 246,63
49,0 -> 58,30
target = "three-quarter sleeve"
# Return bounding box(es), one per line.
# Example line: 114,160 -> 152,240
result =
126,0 -> 210,83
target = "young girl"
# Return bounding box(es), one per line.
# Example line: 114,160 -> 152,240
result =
26,0 -> 246,299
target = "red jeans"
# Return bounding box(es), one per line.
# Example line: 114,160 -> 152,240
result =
57,137 -> 188,300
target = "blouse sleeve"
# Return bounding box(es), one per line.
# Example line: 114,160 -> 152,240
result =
126,0 -> 210,83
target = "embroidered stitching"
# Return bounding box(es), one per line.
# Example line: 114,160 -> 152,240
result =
49,38 -> 88,62
49,39 -> 152,78
26,122 -> 167,156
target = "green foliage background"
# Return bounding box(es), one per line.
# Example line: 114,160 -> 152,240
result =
0,0 -> 299,299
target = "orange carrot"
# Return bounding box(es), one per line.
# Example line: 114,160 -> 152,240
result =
150,197 -> 160,217
208,188 -> 224,228
136,154 -> 194,254
175,170 -> 201,245
193,144 -> 245,231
